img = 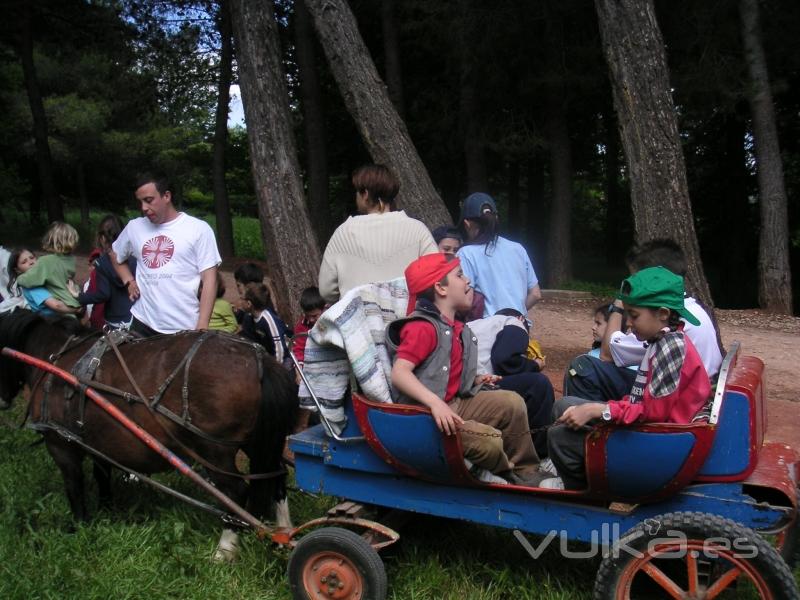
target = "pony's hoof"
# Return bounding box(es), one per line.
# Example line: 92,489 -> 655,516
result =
212,529 -> 239,562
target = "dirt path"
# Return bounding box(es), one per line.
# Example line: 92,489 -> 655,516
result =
73,255 -> 799,447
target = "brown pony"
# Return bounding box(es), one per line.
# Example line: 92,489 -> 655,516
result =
0,310 -> 297,556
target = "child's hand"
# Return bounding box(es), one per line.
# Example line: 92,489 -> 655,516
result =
67,279 -> 80,298
475,373 -> 502,387
534,357 -> 546,370
556,403 -> 605,430
430,399 -> 464,436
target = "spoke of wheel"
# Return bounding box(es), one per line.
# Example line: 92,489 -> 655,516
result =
704,567 -> 743,600
686,551 -> 699,595
641,562 -> 685,599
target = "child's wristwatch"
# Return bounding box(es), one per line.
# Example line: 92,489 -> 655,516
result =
601,404 -> 612,422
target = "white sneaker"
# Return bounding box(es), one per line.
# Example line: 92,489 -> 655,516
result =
538,458 -> 558,477
539,476 -> 564,490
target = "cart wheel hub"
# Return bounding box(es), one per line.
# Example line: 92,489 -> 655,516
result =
303,552 -> 362,598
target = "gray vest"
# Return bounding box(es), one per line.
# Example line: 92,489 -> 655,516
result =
386,306 -> 482,405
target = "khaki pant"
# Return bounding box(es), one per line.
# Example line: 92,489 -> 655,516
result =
450,390 -> 539,478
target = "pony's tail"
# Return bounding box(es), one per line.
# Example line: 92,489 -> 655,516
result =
245,355 -> 298,520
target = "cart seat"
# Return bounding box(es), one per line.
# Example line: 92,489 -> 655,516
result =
582,342 -> 764,502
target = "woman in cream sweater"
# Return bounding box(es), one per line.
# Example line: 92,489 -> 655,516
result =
318,164 -> 437,303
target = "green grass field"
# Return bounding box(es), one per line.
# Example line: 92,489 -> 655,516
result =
0,398 -> 600,600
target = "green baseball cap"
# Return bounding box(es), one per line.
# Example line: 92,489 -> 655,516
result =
618,266 -> 700,326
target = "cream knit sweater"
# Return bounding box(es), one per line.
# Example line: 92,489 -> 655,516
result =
318,211 -> 437,302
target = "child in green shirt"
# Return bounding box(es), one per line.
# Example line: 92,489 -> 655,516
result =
15,222 -> 81,310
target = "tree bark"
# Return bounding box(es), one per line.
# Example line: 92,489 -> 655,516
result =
594,0 -> 713,308
230,0 -> 322,322
457,0 -> 487,194
739,0 -> 793,313
545,85 -> 573,287
77,162 -> 89,230
304,0 -> 451,227
602,107 -> 626,264
17,2 -> 62,223
212,0 -> 235,260
381,0 -> 405,119
294,0 -> 330,243
507,160 -> 521,239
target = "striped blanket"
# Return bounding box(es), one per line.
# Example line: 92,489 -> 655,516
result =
298,278 -> 409,434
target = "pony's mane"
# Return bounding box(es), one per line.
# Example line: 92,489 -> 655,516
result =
0,309 -> 90,352
0,310 -> 92,404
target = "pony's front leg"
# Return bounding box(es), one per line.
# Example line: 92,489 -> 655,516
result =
44,434 -> 88,521
92,459 -> 113,509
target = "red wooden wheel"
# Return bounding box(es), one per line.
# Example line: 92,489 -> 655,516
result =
288,527 -> 387,600
616,540 -> 772,598
594,512 -> 798,600
301,550 -> 363,599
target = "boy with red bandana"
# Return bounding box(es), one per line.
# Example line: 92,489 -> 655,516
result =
387,253 -> 543,486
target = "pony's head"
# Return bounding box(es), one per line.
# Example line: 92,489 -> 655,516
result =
0,310 -> 84,408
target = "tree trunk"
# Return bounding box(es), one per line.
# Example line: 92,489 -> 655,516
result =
303,0 -> 451,227
507,160 -> 521,240
17,2 -> 62,223
212,0 -> 235,260
526,154 -> 546,276
230,0 -> 322,322
381,0 -> 405,119
77,162 -> 89,230
457,0 -> 487,194
739,0 -> 793,313
545,86 -> 573,287
294,0 -> 330,243
602,107 -> 626,265
594,0 -> 713,308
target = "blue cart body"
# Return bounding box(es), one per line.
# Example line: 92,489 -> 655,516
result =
288,344 -> 798,547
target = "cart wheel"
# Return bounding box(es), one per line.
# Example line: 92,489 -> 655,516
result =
775,515 -> 800,569
287,527 -> 387,600
594,511 -> 798,599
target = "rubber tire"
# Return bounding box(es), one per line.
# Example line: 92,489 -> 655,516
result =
777,517 -> 800,569
287,527 -> 387,600
594,511 -> 799,600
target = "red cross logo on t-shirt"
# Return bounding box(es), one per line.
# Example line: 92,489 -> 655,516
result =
141,235 -> 175,269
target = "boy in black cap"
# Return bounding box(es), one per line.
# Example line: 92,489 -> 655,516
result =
431,225 -> 462,255
543,267 -> 711,490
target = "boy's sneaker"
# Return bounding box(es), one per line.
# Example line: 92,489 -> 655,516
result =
538,458 -> 558,477
539,476 -> 565,490
507,471 -> 548,487
465,459 -> 509,484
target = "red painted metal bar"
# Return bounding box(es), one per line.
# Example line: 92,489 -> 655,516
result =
2,346 -> 272,537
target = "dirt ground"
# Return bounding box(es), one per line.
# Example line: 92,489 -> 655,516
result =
73,255 -> 799,448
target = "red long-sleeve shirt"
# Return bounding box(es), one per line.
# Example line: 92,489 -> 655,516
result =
608,330 -> 711,425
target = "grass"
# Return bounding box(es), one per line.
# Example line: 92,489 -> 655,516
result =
0,398 -> 601,599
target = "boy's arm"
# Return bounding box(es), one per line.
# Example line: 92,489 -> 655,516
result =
110,250 -> 139,301
600,299 -> 625,362
525,284 -> 541,310
44,297 -> 80,315
391,358 -> 464,435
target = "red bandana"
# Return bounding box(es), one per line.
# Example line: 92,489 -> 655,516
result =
404,253 -> 459,315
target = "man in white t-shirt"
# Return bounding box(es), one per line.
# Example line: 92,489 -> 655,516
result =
111,173 -> 221,336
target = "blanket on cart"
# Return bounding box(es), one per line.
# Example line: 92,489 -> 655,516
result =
298,278 -> 408,435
